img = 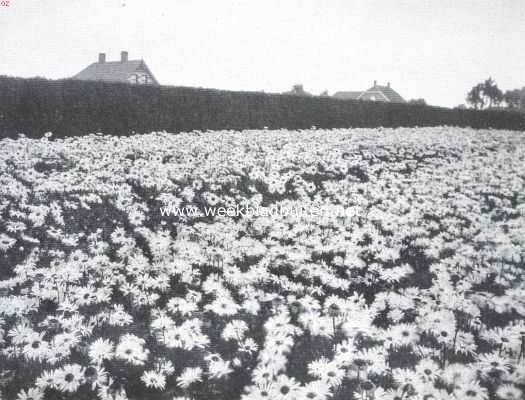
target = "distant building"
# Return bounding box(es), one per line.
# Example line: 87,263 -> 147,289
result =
283,84 -> 313,97
333,81 -> 406,103
332,91 -> 362,100
73,51 -> 159,85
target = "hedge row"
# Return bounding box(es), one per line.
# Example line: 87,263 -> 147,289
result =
1,76 -> 525,139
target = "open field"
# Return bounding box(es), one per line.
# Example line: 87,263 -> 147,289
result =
1,127 -> 525,400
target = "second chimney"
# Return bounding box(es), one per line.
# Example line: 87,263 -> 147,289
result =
98,53 -> 106,63
373,80 -> 377,87
121,51 -> 128,63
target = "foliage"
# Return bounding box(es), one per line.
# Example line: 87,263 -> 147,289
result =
482,78 -> 504,108
505,89 -> 522,109
1,76 -> 525,139
467,78 -> 504,110
504,88 -> 525,111
467,83 -> 486,110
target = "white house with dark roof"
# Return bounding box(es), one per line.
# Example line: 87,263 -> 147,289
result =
72,51 -> 159,85
333,81 -> 406,103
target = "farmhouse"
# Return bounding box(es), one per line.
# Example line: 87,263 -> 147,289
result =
333,81 -> 406,103
72,51 -> 159,85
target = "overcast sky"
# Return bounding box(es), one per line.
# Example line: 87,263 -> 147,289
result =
1,0 -> 524,107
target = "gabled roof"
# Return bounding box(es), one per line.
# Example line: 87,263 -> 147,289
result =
360,85 -> 405,103
72,59 -> 159,85
333,91 -> 362,100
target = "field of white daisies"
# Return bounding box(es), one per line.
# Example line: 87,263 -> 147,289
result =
1,126 -> 525,400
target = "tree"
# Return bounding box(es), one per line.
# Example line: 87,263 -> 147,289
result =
286,84 -> 313,97
467,83 -> 485,109
504,89 -> 522,110
482,77 -> 503,108
467,78 -> 505,109
408,98 -> 427,105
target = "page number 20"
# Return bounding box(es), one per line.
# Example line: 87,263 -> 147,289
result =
1,1 -> 10,6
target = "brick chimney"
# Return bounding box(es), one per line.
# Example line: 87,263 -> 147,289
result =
387,82 -> 391,88
121,51 -> 128,63
373,80 -> 377,87
98,53 -> 106,63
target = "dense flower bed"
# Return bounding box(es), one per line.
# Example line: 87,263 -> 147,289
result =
0,127 -> 525,400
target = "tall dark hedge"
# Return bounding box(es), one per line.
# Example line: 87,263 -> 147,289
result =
1,76 -> 524,139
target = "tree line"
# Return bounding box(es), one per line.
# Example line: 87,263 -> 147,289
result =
467,77 -> 524,111
1,76 -> 525,139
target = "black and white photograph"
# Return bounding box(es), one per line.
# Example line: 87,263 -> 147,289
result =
1,1 -> 525,399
